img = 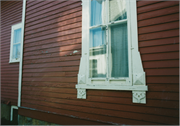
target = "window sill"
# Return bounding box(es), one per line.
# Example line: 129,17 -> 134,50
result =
76,84 -> 148,91
9,60 -> 20,63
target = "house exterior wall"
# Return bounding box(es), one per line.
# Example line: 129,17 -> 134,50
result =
1,1 -> 22,106
7,0 -> 178,125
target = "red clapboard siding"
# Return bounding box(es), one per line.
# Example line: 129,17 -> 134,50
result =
23,51 -> 81,61
138,13 -> 179,27
137,5 -> 179,21
22,81 -> 76,88
138,21 -> 179,34
25,11 -> 82,32
1,1 -> 22,106
23,55 -> 81,64
26,2 -> 81,27
23,71 -> 78,77
25,21 -> 82,40
26,1 -> 43,9
26,1 -> 68,18
141,52 -> 179,61
21,93 -> 178,117
18,107 -> 108,125
139,37 -> 179,47
137,1 -> 179,14
19,0 -> 179,125
139,29 -> 179,41
21,103 -> 159,125
137,1 -> 160,7
23,44 -> 82,57
143,60 -> 179,68
21,99 -> 178,124
24,37 -> 81,49
24,34 -> 82,50
23,66 -> 79,73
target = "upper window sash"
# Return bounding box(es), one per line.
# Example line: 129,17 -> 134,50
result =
89,0 -> 127,27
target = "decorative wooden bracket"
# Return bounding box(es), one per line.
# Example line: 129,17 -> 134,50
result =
78,74 -> 86,84
77,89 -> 86,99
132,91 -> 146,104
133,72 -> 145,85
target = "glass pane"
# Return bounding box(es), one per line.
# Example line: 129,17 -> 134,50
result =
89,27 -> 106,78
110,23 -> 128,77
13,28 -> 21,44
12,44 -> 21,60
91,0 -> 106,26
109,0 -> 127,22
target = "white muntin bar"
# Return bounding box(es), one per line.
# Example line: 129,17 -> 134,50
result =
108,19 -> 127,26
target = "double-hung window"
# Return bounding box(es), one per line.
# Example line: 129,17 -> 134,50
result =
89,0 -> 129,79
9,23 -> 22,63
76,0 -> 148,104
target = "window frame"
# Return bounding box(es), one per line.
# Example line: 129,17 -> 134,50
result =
9,22 -> 22,63
76,0 -> 148,104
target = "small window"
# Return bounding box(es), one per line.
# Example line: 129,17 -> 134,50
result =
9,23 -> 22,63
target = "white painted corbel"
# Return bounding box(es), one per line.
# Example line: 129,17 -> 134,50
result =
132,91 -> 146,104
77,89 -> 86,99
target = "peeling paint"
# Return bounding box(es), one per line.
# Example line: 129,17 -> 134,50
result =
73,50 -> 78,54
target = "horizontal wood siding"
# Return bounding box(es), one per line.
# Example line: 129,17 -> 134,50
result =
137,1 -> 179,125
1,1 -> 22,106
20,1 -> 179,125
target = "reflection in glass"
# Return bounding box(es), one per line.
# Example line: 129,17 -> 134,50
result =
110,23 -> 128,77
13,44 -> 21,60
89,27 -> 106,78
12,28 -> 21,60
109,0 -> 127,22
13,28 -> 21,44
91,0 -> 106,26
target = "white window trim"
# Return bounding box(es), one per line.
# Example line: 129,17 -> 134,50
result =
76,0 -> 148,104
9,22 -> 22,63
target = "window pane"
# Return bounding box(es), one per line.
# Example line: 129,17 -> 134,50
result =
110,23 -> 128,77
91,0 -> 106,26
13,28 -> 21,44
12,44 -> 21,60
109,0 -> 127,22
89,27 -> 106,78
